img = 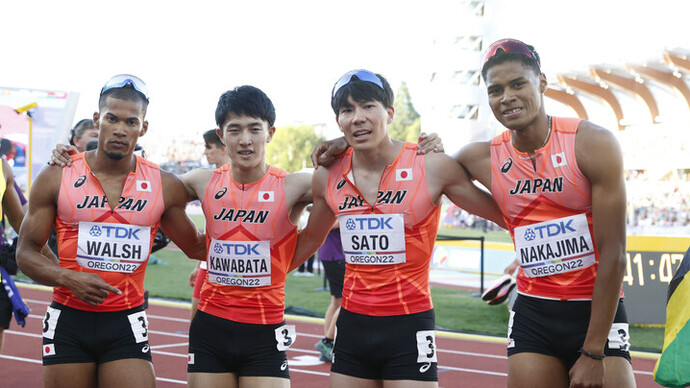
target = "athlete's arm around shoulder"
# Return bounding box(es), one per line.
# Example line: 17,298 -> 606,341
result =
289,167 -> 336,272
452,140 -> 492,188
178,167 -> 214,202
160,170 -> 206,260
17,165 -> 121,304
285,171 -> 313,224
426,152 -> 506,228
574,120 -> 627,355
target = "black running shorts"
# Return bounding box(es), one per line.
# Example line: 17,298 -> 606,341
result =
187,310 -> 292,378
322,260 -> 346,299
507,294 -> 632,369
331,308 -> 438,381
41,302 -> 151,365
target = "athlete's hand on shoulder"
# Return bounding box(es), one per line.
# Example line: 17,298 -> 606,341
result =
189,266 -> 199,287
62,271 -> 122,306
49,144 -> 78,167
417,132 -> 444,154
311,137 -> 349,169
569,354 -> 605,388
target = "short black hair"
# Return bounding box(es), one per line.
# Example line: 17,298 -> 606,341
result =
98,85 -> 149,116
331,73 -> 394,115
215,86 -> 276,128
481,44 -> 541,81
203,129 -> 224,147
69,118 -> 96,146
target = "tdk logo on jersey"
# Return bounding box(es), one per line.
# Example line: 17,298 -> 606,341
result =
349,217 -> 394,230
90,225 -> 142,240
74,175 -> 87,188
219,243 -> 260,255
213,243 -> 224,254
526,220 -> 576,240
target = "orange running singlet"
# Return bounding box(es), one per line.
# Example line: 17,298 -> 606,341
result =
55,153 -> 165,311
490,117 -> 599,300
199,165 -> 297,325
325,143 -> 441,316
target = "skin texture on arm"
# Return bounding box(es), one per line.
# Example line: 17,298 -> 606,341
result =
426,152 -> 506,229
159,171 -> 207,261
289,167 -> 336,272
16,165 -> 121,306
568,121 -> 628,387
452,141 -> 493,188
178,168 -> 213,203
285,172 -> 313,225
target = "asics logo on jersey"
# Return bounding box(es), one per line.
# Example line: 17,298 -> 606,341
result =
501,157 -> 513,173
215,187 -> 227,199
141,344 -> 150,353
280,361 -> 288,371
74,175 -> 87,188
336,179 -> 346,190
419,362 -> 432,373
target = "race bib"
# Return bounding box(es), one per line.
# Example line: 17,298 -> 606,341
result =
207,239 -> 271,287
76,222 -> 151,273
339,214 -> 406,265
514,213 -> 596,278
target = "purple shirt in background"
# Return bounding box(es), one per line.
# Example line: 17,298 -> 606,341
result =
317,228 -> 344,262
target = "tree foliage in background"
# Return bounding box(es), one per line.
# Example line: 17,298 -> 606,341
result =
266,124 -> 325,172
389,82 -> 421,142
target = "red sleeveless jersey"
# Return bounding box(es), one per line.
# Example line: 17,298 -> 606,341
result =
490,117 -> 599,300
325,143 -> 441,316
199,165 -> 298,324
55,153 -> 165,311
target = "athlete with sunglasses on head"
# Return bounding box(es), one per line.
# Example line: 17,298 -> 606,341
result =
301,69 -> 507,388
17,74 -> 206,388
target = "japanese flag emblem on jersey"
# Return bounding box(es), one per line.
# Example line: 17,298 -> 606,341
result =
43,344 -> 56,356
551,152 -> 567,168
396,168 -> 413,181
136,180 -> 152,192
258,191 -> 274,202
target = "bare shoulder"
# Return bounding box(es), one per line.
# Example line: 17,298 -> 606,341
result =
285,171 -> 313,202
179,167 -> 213,187
453,141 -> 491,164
285,171 -> 312,187
29,164 -> 63,202
575,120 -> 623,179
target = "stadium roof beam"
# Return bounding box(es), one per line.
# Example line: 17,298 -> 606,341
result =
558,74 -> 625,130
544,85 -> 588,119
628,64 -> 690,111
664,50 -> 690,74
590,67 -> 660,123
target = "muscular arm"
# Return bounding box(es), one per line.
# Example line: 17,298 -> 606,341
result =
428,153 -> 506,228
452,141 -> 492,188
289,168 -> 337,272
160,171 -> 206,261
17,166 -> 120,305
575,122 -> 628,356
178,168 -> 213,202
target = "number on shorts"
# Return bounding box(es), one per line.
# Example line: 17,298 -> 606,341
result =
607,323 -> 630,351
416,330 -> 438,363
275,325 -> 297,351
42,307 -> 61,340
127,311 -> 149,343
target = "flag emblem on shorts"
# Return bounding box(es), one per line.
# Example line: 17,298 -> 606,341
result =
188,353 -> 195,364
258,191 -> 274,202
43,343 -> 56,356
396,168 -> 413,181
551,153 -> 567,168
136,180 -> 152,192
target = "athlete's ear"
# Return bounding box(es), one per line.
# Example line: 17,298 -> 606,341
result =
386,106 -> 395,125
539,73 -> 547,94
92,112 -> 100,130
140,120 -> 149,137
215,128 -> 226,145
266,126 -> 276,143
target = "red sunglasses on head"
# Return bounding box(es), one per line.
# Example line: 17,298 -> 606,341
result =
482,39 -> 539,70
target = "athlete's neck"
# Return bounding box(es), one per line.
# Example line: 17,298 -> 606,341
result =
510,113 -> 551,155
351,139 -> 403,172
87,150 -> 137,176
231,163 -> 268,185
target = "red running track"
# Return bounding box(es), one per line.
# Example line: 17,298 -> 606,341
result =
1,284 -> 663,387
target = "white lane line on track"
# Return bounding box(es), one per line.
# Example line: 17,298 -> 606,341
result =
438,348 -> 507,360
151,342 -> 188,350
439,365 -> 508,377
147,314 -> 191,323
149,329 -> 189,338
289,368 -> 329,376
0,354 -> 43,364
156,377 -> 186,385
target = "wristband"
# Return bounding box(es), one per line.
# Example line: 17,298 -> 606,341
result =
578,347 -> 606,360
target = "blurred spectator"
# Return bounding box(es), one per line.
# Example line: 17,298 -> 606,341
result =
69,119 -> 98,152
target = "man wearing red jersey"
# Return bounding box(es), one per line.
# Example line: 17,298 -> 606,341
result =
17,75 -> 206,388
302,69 -> 506,388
